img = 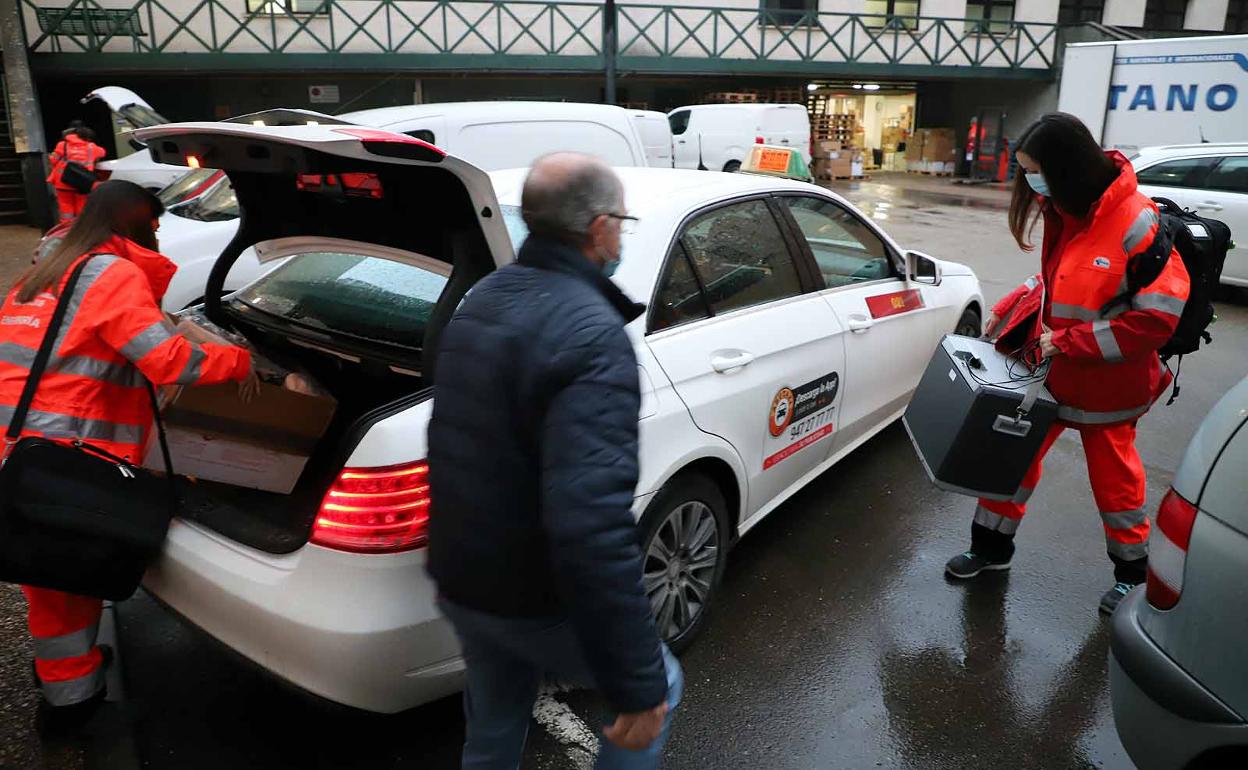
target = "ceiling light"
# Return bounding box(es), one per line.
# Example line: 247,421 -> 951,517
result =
852,84 -> 863,90
807,83 -> 819,92
862,84 -> 881,91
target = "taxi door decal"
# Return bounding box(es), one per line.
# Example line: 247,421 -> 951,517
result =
866,288 -> 924,319
763,372 -> 839,470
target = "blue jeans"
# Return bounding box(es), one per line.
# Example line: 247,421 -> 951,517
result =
439,598 -> 683,770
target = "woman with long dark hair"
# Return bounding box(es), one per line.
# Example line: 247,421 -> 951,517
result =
944,113 -> 1191,616
0,180 -> 255,724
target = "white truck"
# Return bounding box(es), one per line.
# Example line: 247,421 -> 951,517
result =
1058,34 -> 1248,152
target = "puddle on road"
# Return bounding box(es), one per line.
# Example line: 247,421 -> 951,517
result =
830,180 -> 1010,223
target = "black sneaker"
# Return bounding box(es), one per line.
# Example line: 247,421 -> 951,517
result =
945,550 -> 1012,579
1099,582 -> 1138,616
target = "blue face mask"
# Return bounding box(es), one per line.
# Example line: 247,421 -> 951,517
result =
1025,172 -> 1050,197
601,258 -> 621,278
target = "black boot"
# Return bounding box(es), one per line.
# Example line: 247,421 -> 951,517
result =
946,523 -> 1016,579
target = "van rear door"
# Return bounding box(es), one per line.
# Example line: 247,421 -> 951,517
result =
761,106 -> 811,160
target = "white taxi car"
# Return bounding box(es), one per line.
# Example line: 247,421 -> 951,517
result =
132,123 -> 983,713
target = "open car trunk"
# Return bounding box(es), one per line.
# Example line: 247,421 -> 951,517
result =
132,122 -> 513,554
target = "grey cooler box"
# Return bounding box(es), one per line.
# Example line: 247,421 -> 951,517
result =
903,334 -> 1058,501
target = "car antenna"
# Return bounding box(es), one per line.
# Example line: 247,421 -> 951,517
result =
1198,125 -> 1209,144
697,134 -> 707,171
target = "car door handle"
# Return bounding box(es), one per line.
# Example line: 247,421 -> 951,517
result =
848,315 -> 874,333
677,139 -> 687,145
780,138 -> 791,144
1197,201 -> 1224,212
710,350 -> 755,373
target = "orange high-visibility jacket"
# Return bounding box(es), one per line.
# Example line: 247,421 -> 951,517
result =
992,152 -> 1190,428
0,246 -> 251,462
47,135 -> 106,191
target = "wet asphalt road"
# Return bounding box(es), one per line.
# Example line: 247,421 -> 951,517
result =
4,173 -> 1247,769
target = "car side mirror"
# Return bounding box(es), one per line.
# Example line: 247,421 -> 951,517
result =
907,250 -> 942,286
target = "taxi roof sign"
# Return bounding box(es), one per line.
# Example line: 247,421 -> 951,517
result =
741,144 -> 812,182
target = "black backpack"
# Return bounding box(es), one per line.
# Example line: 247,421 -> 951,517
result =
1103,196 -> 1233,401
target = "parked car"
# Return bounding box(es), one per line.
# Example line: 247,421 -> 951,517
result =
340,101 -> 649,169
630,109 -> 674,167
1109,375 -> 1248,769
81,86 -> 183,191
1132,143 -> 1247,287
131,122 -> 982,714
667,103 -> 811,173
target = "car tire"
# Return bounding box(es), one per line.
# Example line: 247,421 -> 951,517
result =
723,160 -> 741,173
955,306 -> 982,338
637,472 -> 730,654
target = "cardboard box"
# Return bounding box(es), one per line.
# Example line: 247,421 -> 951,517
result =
905,128 -> 927,162
921,128 -> 958,163
145,380 -> 337,494
811,140 -> 844,159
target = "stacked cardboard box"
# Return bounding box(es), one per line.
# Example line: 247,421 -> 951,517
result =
812,140 -> 865,179
905,128 -> 927,165
881,126 -> 908,153
920,128 -> 957,174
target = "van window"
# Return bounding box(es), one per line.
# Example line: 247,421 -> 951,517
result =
236,251 -> 449,347
669,111 -> 691,136
457,121 -> 638,169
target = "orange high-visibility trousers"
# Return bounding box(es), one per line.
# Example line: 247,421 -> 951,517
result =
972,422 -> 1150,563
55,189 -> 88,221
23,586 -> 105,706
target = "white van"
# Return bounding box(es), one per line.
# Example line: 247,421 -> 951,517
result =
630,110 -> 674,167
82,87 -> 184,191
340,101 -> 648,170
667,104 -> 811,173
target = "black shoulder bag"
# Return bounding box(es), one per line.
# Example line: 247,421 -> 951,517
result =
0,257 -> 177,600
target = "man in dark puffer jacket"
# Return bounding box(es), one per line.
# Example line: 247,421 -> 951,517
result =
428,152 -> 681,769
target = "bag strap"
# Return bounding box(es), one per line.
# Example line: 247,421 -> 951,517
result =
6,256 -> 94,441
147,380 -> 174,477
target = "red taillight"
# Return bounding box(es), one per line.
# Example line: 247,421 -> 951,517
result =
312,461 -> 431,554
755,135 -> 765,144
1146,488 -> 1198,610
94,169 -> 112,182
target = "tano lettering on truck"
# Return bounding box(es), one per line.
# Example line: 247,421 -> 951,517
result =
1108,52 -> 1246,113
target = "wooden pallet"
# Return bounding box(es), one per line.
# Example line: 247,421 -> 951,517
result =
907,170 -> 953,177
772,88 -> 803,104
816,174 -> 870,181
704,91 -> 759,104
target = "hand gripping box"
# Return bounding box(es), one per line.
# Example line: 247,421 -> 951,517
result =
903,334 -> 1058,501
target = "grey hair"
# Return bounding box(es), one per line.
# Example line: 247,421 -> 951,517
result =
521,153 -> 624,245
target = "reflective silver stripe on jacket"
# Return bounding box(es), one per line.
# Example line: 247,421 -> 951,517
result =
1092,320 -> 1124,362
1123,207 -> 1159,255
1011,486 -> 1035,505
32,623 -> 99,661
1022,275 -> 1040,291
119,319 -> 177,364
1057,403 -> 1150,425
1107,538 -> 1149,561
39,667 -> 105,707
175,344 -> 206,385
974,504 -> 1021,535
48,256 -> 120,355
1102,508 -> 1147,531
0,404 -> 144,445
1050,302 -> 1101,322
1131,292 -> 1186,318
0,342 -> 144,388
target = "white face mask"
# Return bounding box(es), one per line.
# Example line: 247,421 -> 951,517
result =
1024,172 -> 1051,197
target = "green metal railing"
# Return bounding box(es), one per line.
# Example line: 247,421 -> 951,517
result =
20,0 -> 1057,77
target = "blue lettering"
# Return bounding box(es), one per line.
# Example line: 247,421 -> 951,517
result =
1129,85 -> 1156,111
1166,84 -> 1197,111
1108,84 -> 1128,110
1207,84 -> 1237,112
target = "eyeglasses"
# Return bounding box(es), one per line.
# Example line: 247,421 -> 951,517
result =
604,212 -> 639,223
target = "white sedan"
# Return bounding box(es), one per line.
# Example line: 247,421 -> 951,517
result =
132,122 -> 983,713
1132,143 -> 1247,287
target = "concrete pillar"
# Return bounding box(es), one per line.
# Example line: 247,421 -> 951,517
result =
1102,0 -> 1146,27
1184,0 -> 1230,30
0,0 -> 54,229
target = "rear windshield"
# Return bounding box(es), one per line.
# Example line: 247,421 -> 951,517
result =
234,251 -> 449,348
172,177 -> 239,222
120,103 -> 170,130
